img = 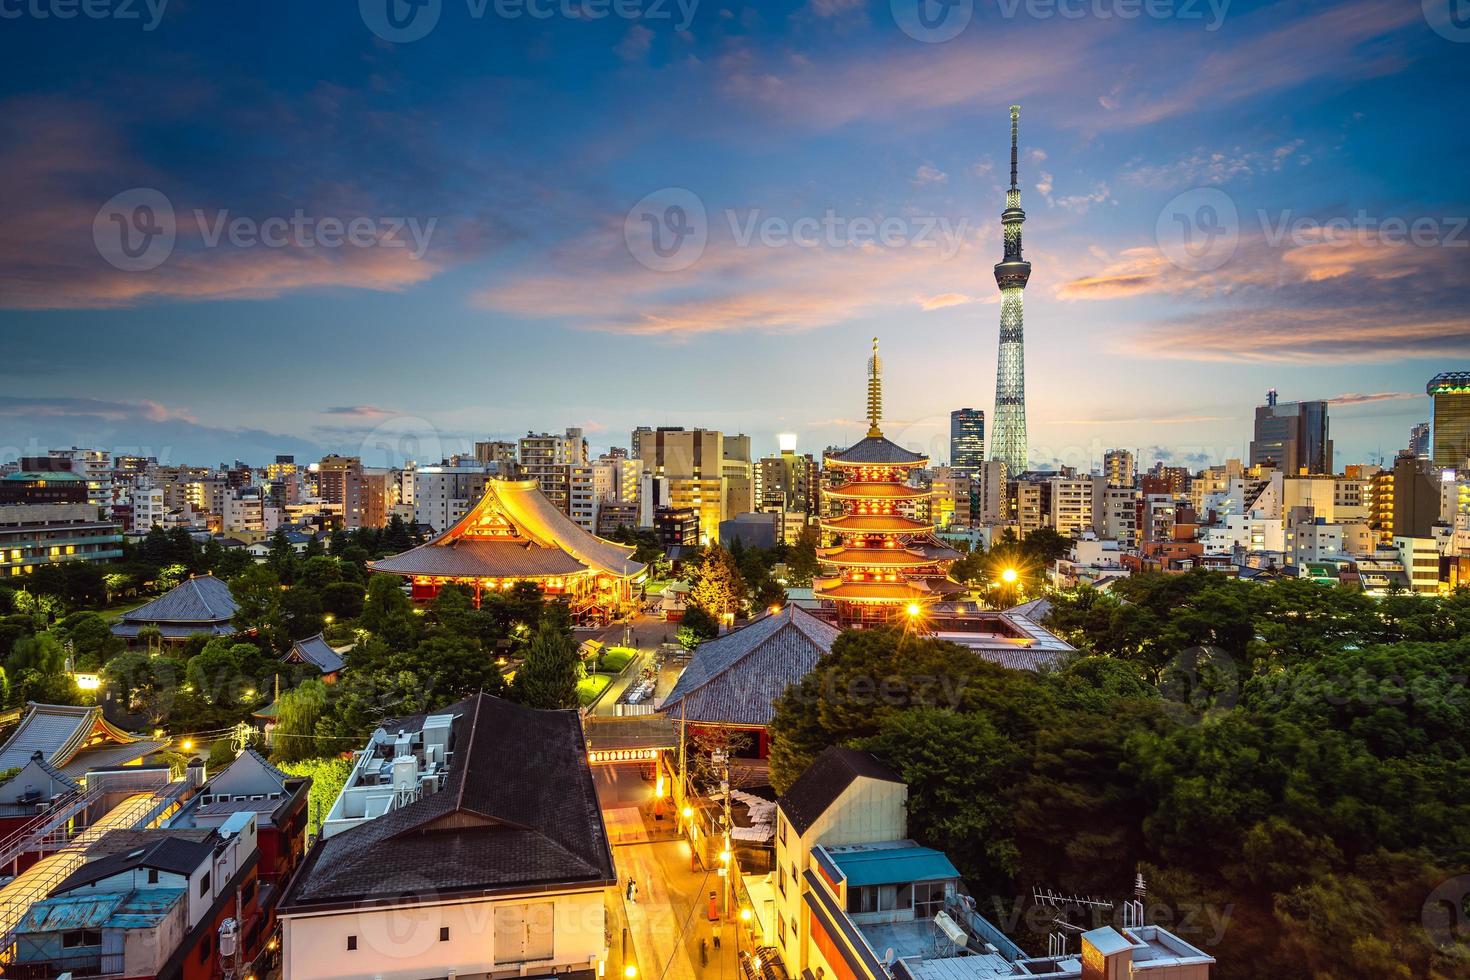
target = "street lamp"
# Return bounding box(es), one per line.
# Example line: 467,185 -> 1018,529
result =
1000,567 -> 1018,584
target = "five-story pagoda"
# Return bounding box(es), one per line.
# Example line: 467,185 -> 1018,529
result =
814,339 -> 963,627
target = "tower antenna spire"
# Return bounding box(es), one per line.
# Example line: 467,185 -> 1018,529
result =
866,336 -> 884,437
1009,104 -> 1020,192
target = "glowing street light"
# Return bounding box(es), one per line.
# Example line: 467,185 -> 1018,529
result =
625,965 -> 639,979
905,602 -> 921,618
1000,567 -> 1019,584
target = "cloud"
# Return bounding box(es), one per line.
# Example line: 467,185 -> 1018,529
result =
912,163 -> 948,186
917,292 -> 977,311
0,396 -> 195,424
322,405 -> 401,419
1120,140 -> 1311,190
1131,310 -> 1470,364
1325,391 -> 1421,405
475,210 -> 989,337
617,25 -> 654,63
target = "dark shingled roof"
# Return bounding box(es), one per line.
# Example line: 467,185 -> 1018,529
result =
778,746 -> 902,837
660,606 -> 838,727
114,575 -> 237,629
280,693 -> 615,911
825,435 -> 926,466
285,633 -> 347,674
56,833 -> 216,892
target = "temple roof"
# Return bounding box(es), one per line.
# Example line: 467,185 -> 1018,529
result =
818,547 -> 938,568
813,577 -> 966,603
820,514 -> 933,534
660,606 -> 839,727
371,478 -> 644,581
826,482 -> 930,500
284,633 -> 348,674
112,575 -> 238,638
825,435 -> 926,467
0,703 -> 154,774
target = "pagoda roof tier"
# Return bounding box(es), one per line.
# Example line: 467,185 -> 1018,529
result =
825,482 -> 930,501
813,579 -> 930,603
818,547 -> 937,568
814,576 -> 967,601
824,435 -> 927,467
372,478 -> 644,581
820,514 -> 933,534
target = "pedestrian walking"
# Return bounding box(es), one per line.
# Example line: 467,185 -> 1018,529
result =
627,877 -> 638,904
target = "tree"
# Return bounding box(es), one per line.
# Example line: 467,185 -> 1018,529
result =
5,631 -> 67,676
230,565 -> 286,649
360,576 -> 420,649
512,619 -> 580,709
271,679 -> 329,763
688,545 -> 746,620
784,525 -> 820,588
677,604 -> 720,650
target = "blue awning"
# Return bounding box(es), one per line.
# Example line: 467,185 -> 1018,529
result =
828,846 -> 959,887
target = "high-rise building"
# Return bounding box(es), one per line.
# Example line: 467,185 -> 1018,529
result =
1428,372 -> 1470,470
1370,452 -> 1441,544
518,428 -> 588,514
990,105 -> 1031,477
1410,421 -> 1431,459
949,409 -> 985,474
474,440 -> 517,469
1103,449 -> 1135,489
1249,390 -> 1332,475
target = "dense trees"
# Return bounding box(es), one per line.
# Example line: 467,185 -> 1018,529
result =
769,574 -> 1470,980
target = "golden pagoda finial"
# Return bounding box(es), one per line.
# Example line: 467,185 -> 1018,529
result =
866,336 -> 883,437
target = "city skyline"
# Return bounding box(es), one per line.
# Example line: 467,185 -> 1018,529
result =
0,0 -> 1463,468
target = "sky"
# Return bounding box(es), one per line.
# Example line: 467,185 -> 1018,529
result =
0,0 -> 1465,471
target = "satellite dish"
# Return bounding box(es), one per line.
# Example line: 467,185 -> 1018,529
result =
884,949 -> 895,966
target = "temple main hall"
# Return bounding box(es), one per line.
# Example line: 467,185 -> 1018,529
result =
814,339 -> 964,627
370,478 -> 645,624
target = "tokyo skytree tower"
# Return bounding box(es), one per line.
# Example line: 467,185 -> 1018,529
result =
990,105 -> 1031,477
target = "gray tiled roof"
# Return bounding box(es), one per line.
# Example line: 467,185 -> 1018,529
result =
660,606 -> 839,727
116,574 -> 238,626
371,538 -> 589,577
285,633 -> 347,674
280,693 -> 616,911
825,435 -> 926,465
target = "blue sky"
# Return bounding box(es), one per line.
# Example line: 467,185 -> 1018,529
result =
0,0 -> 1464,469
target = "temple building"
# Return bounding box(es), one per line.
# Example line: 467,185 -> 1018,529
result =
814,340 -> 964,627
370,477 -> 645,624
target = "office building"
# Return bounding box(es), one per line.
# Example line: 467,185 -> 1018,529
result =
1249,390 -> 1332,475
1428,372 -> 1470,470
949,408 -> 985,474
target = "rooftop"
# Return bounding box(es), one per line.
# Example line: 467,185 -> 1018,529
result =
281,693 -> 615,912
371,478 -> 643,580
660,606 -> 839,727
826,435 -> 927,467
112,574 -> 238,638
779,746 -> 901,837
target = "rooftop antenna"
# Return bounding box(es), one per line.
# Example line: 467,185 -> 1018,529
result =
866,336 -> 884,438
1009,104 -> 1020,193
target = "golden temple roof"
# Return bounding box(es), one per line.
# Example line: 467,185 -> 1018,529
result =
825,482 -> 930,501
820,514 -> 933,534
372,479 -> 644,580
818,547 -> 937,568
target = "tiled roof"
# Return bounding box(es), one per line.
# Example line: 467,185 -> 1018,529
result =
285,633 -> 347,674
280,693 -> 616,911
660,607 -> 838,727
778,747 -> 901,837
58,740 -> 168,778
116,574 -> 237,626
56,833 -> 216,892
0,703 -> 145,773
371,479 -> 643,581
825,436 -> 926,466
371,538 -> 590,577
